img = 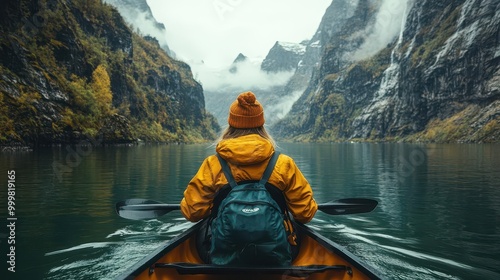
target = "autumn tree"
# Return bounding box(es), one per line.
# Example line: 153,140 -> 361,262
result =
91,64 -> 113,116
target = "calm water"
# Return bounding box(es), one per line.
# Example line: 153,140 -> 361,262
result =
1,143 -> 499,279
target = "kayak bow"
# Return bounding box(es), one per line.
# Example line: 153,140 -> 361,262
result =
115,219 -> 383,280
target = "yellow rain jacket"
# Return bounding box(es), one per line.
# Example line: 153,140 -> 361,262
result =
180,134 -> 318,223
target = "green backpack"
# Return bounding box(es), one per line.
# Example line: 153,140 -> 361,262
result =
209,152 -> 292,266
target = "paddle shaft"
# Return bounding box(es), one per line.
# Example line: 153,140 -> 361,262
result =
116,198 -> 377,220
119,202 -> 372,212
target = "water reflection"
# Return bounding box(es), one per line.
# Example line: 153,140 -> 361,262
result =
1,143 -> 499,279
279,142 -> 500,279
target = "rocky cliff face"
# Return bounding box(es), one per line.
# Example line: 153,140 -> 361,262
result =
229,53 -> 247,73
264,0 -> 377,137
102,0 -> 174,56
0,0 -> 218,146
272,0 -> 380,140
261,41 -> 307,73
273,0 -> 500,143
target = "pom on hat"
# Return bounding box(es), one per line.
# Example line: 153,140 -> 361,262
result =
237,92 -> 256,106
228,91 -> 265,129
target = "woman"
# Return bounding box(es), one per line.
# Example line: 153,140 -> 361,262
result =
180,91 -> 317,265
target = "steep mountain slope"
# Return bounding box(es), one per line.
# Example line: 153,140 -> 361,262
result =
273,0 -> 500,143
0,0 -> 218,146
269,0 -> 379,140
102,0 -> 174,56
229,53 -> 248,73
261,41 -> 307,73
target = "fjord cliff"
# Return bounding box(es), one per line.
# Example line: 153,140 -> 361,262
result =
103,0 -> 174,56
0,0 -> 218,146
273,0 -> 500,143
261,41 -> 307,73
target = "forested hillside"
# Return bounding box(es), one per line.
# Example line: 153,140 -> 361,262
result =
0,0 -> 218,146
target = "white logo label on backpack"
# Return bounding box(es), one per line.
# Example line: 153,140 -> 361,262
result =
241,207 -> 260,213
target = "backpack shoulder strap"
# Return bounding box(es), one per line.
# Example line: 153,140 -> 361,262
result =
216,151 -> 281,188
216,154 -> 237,188
259,151 -> 280,185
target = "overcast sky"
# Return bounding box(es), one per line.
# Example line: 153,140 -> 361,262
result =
146,0 -> 331,68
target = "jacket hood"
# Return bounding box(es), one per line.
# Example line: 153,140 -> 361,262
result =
215,134 -> 274,166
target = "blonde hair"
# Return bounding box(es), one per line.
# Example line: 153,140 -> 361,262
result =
217,126 -> 276,148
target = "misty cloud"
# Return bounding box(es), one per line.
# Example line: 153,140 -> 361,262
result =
104,0 -> 172,54
266,88 -> 305,120
128,12 -> 169,48
349,0 -> 410,61
147,0 -> 331,68
193,60 -> 294,92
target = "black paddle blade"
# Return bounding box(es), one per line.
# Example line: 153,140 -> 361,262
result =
318,198 -> 378,215
115,199 -> 180,220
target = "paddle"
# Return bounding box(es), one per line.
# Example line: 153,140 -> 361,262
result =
116,198 -> 377,220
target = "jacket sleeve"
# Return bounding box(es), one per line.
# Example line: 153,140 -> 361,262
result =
180,157 -> 217,222
279,156 -> 318,223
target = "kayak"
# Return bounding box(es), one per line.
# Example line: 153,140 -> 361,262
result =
115,219 -> 383,280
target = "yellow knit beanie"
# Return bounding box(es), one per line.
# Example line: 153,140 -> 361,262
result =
228,91 -> 265,128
